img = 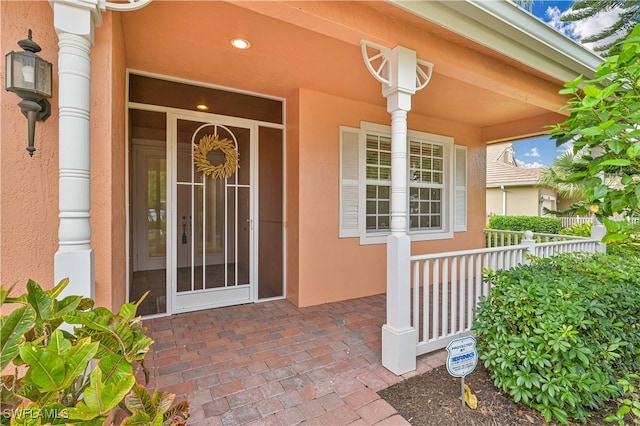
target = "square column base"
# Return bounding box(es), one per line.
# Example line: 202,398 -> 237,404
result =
382,324 -> 417,375
55,248 -> 95,300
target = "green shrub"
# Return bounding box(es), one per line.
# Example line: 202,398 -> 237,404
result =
559,222 -> 592,237
472,253 -> 640,425
487,215 -> 562,234
608,241 -> 640,257
0,279 -> 190,425
604,220 -> 640,258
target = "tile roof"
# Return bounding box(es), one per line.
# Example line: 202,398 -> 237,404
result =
486,142 -> 544,186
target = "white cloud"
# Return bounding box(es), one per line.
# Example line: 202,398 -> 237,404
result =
524,147 -> 541,157
556,141 -> 574,155
545,5 -> 625,51
516,159 -> 545,169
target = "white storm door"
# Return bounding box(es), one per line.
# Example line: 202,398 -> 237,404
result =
171,115 -> 254,313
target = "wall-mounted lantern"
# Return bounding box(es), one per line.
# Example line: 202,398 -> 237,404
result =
5,29 -> 52,157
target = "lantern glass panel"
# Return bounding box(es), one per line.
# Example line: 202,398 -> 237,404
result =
8,52 -> 36,91
35,58 -> 52,97
4,53 -> 11,90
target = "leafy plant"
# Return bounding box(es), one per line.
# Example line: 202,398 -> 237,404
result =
549,24 -> 640,232
559,222 -> 593,237
559,220 -> 640,256
605,373 -> 640,425
0,279 -> 190,425
473,253 -> 640,424
487,215 -> 562,234
121,385 -> 190,426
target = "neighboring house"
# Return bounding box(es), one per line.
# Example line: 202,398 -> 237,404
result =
1,0 -> 601,341
486,142 -> 560,218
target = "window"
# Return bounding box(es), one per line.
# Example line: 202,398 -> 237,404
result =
340,123 -> 467,244
365,133 -> 391,232
408,139 -> 444,230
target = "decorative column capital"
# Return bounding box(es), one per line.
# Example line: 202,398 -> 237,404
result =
361,40 -> 433,112
51,0 -> 102,44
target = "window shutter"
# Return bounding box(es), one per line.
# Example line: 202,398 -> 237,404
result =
339,127 -> 360,238
454,145 -> 467,232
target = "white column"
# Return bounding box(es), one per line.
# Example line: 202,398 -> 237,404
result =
52,0 -> 102,299
362,41 -> 432,375
381,46 -> 419,375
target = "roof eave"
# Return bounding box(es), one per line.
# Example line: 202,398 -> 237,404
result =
386,0 -> 603,81
487,181 -> 542,188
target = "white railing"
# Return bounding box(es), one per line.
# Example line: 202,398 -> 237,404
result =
484,229 -> 589,248
532,239 -> 599,257
557,216 -> 638,228
559,216 -> 593,228
411,231 -> 601,356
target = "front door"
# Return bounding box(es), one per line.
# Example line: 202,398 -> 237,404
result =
172,115 -> 253,312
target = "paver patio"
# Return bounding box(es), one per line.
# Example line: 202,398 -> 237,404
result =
143,293 -> 448,425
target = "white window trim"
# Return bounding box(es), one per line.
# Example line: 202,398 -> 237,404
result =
339,123 -> 467,244
358,122 -> 454,245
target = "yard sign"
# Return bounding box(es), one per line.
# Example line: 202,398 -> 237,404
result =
446,336 -> 478,409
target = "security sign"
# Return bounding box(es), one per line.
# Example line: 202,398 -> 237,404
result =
445,336 -> 478,378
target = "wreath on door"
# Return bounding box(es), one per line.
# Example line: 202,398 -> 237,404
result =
193,134 -> 239,180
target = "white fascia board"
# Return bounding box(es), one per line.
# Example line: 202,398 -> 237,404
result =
487,181 -> 540,188
386,0 -> 603,81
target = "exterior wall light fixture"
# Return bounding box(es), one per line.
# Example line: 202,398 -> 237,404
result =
5,29 -> 53,157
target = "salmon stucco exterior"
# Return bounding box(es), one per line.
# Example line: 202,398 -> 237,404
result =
1,0 -> 601,371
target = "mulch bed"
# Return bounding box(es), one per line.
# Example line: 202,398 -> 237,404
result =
378,363 -> 617,426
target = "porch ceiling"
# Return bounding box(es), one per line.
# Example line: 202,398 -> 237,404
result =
120,1 -> 568,139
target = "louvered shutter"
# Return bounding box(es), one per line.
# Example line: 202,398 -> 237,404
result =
339,127 -> 360,238
454,145 -> 467,232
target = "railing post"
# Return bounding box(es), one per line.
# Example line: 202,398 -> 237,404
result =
591,219 -> 607,253
522,230 -> 536,263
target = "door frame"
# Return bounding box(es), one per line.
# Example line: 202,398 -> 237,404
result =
168,111 -> 258,314
126,71 -> 287,317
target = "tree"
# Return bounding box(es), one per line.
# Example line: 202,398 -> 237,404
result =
512,0 -> 534,12
549,23 -> 640,238
538,151 -> 589,199
561,0 -> 640,54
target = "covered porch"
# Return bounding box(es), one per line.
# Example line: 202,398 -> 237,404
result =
1,0 -> 602,387
142,293 -> 446,425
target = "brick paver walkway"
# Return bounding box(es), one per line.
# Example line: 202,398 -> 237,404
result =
143,294 -> 447,425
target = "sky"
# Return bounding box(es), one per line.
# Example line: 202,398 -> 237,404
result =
512,0 -> 624,168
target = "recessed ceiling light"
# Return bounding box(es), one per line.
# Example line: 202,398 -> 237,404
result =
230,38 -> 251,50
196,104 -> 209,111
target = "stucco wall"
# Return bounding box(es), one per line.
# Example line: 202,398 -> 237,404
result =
486,187 -> 505,218
91,12 -> 127,310
487,186 -> 541,218
0,2 -> 58,295
294,89 -> 485,307
0,4 -> 127,311
285,91 -> 300,306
